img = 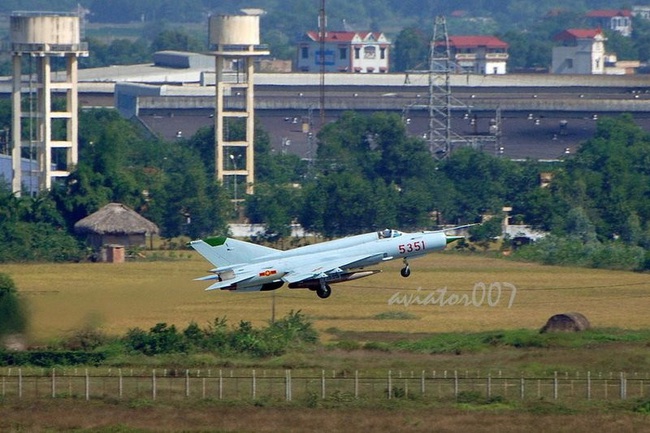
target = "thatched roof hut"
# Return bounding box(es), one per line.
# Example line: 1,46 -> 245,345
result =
74,203 -> 159,253
540,312 -> 591,333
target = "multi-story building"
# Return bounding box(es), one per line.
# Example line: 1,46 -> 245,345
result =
442,36 -> 509,75
586,9 -> 633,37
296,31 -> 391,73
632,6 -> 650,20
551,29 -> 606,74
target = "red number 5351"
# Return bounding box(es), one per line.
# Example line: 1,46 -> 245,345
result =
398,241 -> 426,254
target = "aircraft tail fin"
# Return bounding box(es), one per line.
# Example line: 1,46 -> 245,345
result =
189,236 -> 280,267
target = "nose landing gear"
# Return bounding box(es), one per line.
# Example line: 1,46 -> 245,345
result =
400,258 -> 411,277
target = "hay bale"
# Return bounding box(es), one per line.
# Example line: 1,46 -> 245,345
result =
540,312 -> 590,333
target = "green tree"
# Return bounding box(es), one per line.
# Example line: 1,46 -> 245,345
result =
0,273 -> 28,338
150,29 -> 205,52
556,115 -> 650,242
393,27 -> 429,72
300,172 -> 398,237
438,148 -> 515,223
605,30 -> 638,61
564,207 -> 598,244
632,16 -> 650,62
245,183 -> 303,241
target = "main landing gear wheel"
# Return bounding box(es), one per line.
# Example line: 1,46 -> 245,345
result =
400,258 -> 411,277
316,284 -> 332,299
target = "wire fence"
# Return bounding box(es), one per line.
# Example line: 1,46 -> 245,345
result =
0,368 -> 648,403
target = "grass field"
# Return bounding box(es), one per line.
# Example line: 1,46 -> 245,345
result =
3,251 -> 650,342
3,252 -> 650,432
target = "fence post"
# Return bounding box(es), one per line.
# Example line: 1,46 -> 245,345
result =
620,372 -> 627,400
641,378 -> 644,397
404,377 -> 408,398
85,369 -> 89,401
553,371 -> 558,400
18,368 -> 22,399
520,376 -> 525,400
387,370 -> 392,400
51,368 -> 56,398
185,369 -> 190,398
587,371 -> 591,400
321,370 -> 325,399
285,370 -> 292,402
421,370 -> 425,396
454,370 -> 459,400
152,369 -> 156,400
487,373 -> 492,398
118,368 -> 123,399
252,370 -> 256,400
355,370 -> 359,399
219,369 -> 223,400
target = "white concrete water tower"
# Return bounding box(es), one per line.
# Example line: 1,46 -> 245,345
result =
209,14 -> 269,200
9,12 -> 88,195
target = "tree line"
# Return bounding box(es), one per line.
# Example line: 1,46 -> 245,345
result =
1,100 -> 649,269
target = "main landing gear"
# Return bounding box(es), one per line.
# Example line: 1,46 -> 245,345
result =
400,258 -> 411,278
316,280 -> 332,299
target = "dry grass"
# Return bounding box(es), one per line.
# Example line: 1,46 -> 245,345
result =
3,252 -> 650,432
3,251 -> 650,342
0,400 -> 649,433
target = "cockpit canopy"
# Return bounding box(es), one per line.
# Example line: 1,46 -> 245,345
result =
378,228 -> 402,239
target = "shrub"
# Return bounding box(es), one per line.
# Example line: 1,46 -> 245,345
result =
0,351 -> 107,367
513,235 -> 646,270
121,311 -> 318,358
63,327 -> 109,351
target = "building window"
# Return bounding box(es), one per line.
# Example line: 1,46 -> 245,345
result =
380,47 -> 386,59
354,47 -> 360,59
301,47 -> 309,59
364,46 -> 376,59
339,48 -> 347,59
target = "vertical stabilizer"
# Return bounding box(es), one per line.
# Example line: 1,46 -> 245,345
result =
189,236 -> 280,267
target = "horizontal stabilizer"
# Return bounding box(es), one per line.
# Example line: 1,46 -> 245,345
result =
205,273 -> 256,291
194,274 -> 220,281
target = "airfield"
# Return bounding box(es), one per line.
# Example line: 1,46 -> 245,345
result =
4,250 -> 649,342
3,250 -> 650,432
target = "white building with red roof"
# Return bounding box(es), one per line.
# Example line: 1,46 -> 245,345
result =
296,31 -> 391,73
586,9 -> 632,37
442,35 -> 509,75
552,29 -> 607,74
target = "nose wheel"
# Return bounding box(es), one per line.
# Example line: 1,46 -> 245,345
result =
400,259 -> 411,277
